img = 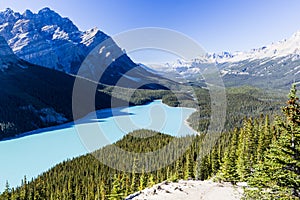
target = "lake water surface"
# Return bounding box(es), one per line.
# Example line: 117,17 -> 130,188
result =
0,100 -> 197,191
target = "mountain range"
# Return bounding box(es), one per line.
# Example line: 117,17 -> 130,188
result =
0,33 -> 138,140
153,31 -> 300,89
0,8 -> 174,140
0,7 -> 168,89
2,7 -> 298,90
0,7 -> 299,140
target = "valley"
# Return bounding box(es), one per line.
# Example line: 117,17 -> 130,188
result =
0,100 -> 196,192
0,4 -> 299,200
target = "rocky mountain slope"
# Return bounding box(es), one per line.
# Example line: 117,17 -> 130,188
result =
0,8 -> 106,73
152,31 -> 300,89
0,8 -> 169,89
0,35 -> 128,140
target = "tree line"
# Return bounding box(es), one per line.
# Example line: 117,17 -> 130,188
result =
1,85 -> 299,199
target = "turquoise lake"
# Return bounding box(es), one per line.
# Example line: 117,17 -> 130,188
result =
0,100 -> 197,191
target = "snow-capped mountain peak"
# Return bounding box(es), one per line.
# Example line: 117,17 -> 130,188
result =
0,7 -> 108,73
81,27 -> 109,47
0,8 -> 171,89
154,30 -> 300,89
206,30 -> 300,63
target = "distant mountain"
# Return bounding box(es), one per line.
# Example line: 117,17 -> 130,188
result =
0,35 -> 130,140
0,8 -> 169,89
152,31 -> 300,89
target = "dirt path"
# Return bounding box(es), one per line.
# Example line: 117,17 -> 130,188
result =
126,180 -> 244,200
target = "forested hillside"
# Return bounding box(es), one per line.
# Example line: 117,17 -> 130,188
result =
1,85 -> 298,199
217,85 -> 300,199
163,86 -> 284,132
0,59 -> 170,140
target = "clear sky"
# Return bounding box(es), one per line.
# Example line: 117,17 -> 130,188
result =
1,0 -> 300,60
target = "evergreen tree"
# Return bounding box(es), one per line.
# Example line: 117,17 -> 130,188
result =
248,84 -> 300,199
193,160 -> 200,180
198,155 -> 211,180
99,181 -> 106,200
147,174 -> 155,188
1,181 -> 11,200
183,150 -> 192,180
138,170 -> 146,191
220,128 -> 239,183
109,174 -> 123,200
250,119 -> 260,166
210,145 -> 220,175
256,115 -> 271,162
20,176 -> 28,200
236,119 -> 255,181
236,128 -> 249,181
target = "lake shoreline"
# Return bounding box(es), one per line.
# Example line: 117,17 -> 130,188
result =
0,100 -> 198,192
1,100 -> 198,142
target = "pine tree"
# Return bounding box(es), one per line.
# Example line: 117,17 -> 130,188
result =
109,174 -> 123,200
193,160 -> 200,180
130,158 -> 137,193
122,173 -> 130,197
2,181 -> 11,200
99,181 -> 106,200
138,170 -> 146,191
236,128 -> 248,181
256,115 -> 272,162
147,174 -> 155,188
210,145 -> 220,175
236,119 -> 256,181
198,155 -> 211,180
250,119 -> 260,166
183,150 -> 192,180
20,176 -> 28,200
220,128 -> 239,183
248,84 -> 300,199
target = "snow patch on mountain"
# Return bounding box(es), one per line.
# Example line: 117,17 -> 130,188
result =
0,7 -> 109,73
204,30 -> 300,63
148,30 -> 300,89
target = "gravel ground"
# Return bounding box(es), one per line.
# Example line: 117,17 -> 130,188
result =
126,180 -> 244,200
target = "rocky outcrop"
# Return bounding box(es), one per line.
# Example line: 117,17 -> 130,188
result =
0,8 -> 130,74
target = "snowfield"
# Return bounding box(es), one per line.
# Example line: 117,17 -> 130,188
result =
126,180 -> 244,200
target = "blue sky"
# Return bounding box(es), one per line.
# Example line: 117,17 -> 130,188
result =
1,0 -> 300,61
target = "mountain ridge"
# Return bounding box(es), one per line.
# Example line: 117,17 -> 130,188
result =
205,30 -> 300,63
0,35 -> 130,140
152,30 -> 300,89
0,7 -> 173,89
0,7 -> 110,73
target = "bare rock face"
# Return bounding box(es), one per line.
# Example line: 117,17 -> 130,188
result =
0,8 -> 114,73
0,8 -> 172,89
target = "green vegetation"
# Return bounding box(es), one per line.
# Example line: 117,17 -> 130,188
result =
161,86 -> 284,132
1,83 -> 298,199
245,85 -> 300,199
217,85 -> 300,199
99,85 -> 171,106
1,67 -> 283,142
0,130 -> 206,200
0,61 -> 171,141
